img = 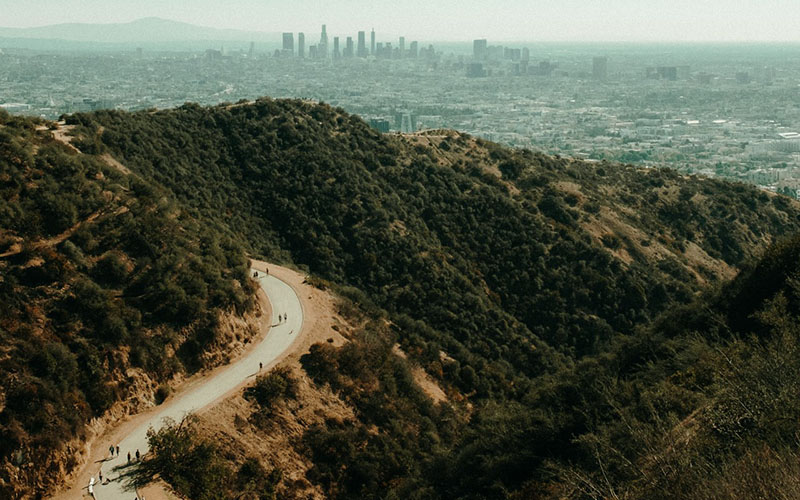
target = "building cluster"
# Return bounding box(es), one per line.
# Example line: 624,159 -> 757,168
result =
276,25 -> 431,61
467,40 -> 612,80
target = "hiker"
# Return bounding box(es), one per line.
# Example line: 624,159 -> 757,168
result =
109,445 -> 114,457
116,445 -> 120,456
259,362 -> 263,371
99,469 -> 102,482
127,451 -> 131,463
135,449 -> 140,461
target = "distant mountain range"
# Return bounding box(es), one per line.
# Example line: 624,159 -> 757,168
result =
0,17 -> 280,47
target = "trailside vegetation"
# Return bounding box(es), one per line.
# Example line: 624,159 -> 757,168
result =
125,416 -> 281,500
0,109 -> 255,497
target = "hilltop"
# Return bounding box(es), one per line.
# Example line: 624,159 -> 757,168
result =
2,99 -> 800,498
70,99 -> 800,362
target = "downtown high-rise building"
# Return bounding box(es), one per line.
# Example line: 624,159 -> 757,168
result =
473,39 -> 488,61
298,32 -> 305,58
370,29 -> 376,56
318,25 -> 329,58
333,36 -> 340,59
345,36 -> 354,58
357,31 -> 367,57
282,33 -> 294,55
409,41 -> 418,58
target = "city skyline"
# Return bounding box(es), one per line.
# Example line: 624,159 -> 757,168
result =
1,0 -> 800,42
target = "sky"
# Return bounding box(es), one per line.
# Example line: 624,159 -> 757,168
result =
1,0 -> 799,42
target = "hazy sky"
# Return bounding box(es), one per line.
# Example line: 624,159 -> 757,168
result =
1,0 -> 799,42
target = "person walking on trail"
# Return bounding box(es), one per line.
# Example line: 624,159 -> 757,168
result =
127,451 -> 131,463
99,469 -> 103,482
109,445 -> 114,457
136,449 -> 140,461
259,362 -> 263,371
116,445 -> 120,456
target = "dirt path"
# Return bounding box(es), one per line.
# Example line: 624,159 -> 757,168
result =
51,263 -> 311,500
0,208 -> 112,259
48,123 -> 80,153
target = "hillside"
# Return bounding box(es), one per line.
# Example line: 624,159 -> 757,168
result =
0,110 -> 258,498
3,98 -> 800,499
59,100 -> 800,498
70,100 -> 800,366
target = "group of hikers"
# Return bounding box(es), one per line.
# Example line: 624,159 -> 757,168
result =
256,311 -> 293,372
106,444 -> 141,463
88,445 -> 143,497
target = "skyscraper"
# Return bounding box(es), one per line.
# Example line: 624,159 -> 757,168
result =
357,31 -> 367,57
298,32 -> 305,58
282,33 -> 294,55
593,56 -> 608,80
409,41 -> 418,58
318,25 -> 328,59
473,39 -> 488,61
333,36 -> 340,59
400,111 -> 415,133
345,37 -> 354,58
370,29 -> 376,56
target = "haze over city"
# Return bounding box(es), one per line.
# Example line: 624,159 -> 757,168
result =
1,0 -> 800,42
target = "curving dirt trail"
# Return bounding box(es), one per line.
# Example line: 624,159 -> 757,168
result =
53,268 -> 305,500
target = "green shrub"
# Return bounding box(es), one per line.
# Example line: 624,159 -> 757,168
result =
244,367 -> 297,409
